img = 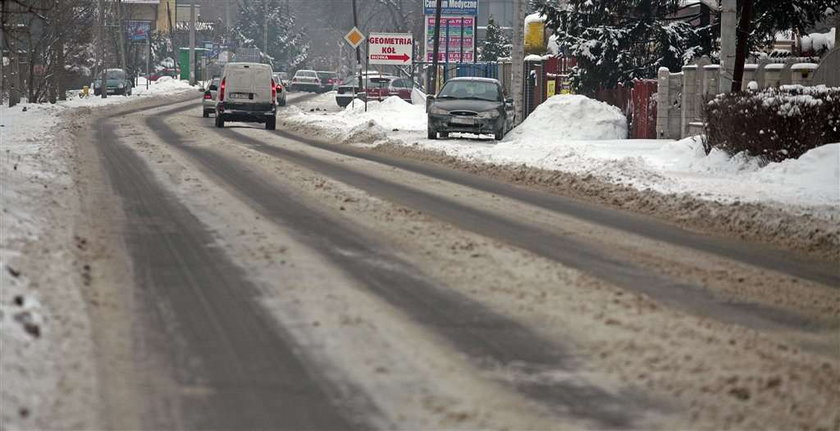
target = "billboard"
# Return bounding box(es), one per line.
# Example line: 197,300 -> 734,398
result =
424,16 -> 474,62
423,0 -> 478,16
368,33 -> 413,65
126,20 -> 151,42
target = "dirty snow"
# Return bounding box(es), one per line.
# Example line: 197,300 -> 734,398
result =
0,79 -> 195,428
282,93 -> 840,213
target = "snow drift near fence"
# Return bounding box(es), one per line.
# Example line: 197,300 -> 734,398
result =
507,95 -> 627,141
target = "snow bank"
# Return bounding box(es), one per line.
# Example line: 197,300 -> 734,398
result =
59,77 -> 194,108
284,92 -> 839,213
339,96 -> 426,132
508,95 -> 628,141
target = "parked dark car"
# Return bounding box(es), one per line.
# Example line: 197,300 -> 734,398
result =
94,68 -> 133,96
426,77 -> 514,141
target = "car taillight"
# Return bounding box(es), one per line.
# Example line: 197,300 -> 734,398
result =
203,93 -> 212,100
271,79 -> 277,101
219,78 -> 226,102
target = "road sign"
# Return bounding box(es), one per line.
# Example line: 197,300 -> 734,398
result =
368,32 -> 413,65
344,27 -> 365,49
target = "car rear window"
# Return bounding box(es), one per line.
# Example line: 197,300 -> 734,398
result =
367,77 -> 393,88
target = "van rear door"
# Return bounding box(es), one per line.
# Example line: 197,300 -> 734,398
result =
225,64 -> 273,104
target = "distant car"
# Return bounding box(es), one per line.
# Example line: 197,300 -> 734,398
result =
365,76 -> 413,102
290,70 -> 321,92
215,62 -> 277,130
202,77 -> 221,117
316,71 -> 340,91
335,73 -> 384,107
93,68 -> 133,96
149,68 -> 177,81
272,73 -> 288,106
426,77 -> 514,141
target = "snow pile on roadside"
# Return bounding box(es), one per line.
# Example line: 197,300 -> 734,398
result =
58,77 -> 194,108
282,95 -> 425,145
506,95 -> 627,141
339,96 -> 426,132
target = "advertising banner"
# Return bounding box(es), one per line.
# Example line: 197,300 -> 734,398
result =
126,20 -> 151,42
423,0 -> 478,16
424,16 -> 474,63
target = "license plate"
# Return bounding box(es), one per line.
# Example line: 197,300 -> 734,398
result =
451,117 -> 475,125
230,92 -> 250,99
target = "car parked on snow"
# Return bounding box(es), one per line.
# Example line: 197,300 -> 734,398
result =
94,68 -> 133,96
365,76 -> 413,103
426,77 -> 514,141
201,77 -> 221,117
215,62 -> 277,130
290,70 -> 321,92
335,72 -> 383,107
316,71 -> 340,91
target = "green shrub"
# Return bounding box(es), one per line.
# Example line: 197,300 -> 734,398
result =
703,85 -> 840,162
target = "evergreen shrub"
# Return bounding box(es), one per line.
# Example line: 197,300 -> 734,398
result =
703,86 -> 840,162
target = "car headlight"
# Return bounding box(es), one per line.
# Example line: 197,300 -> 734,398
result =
429,106 -> 448,115
118,83 -> 125,88
477,110 -> 500,119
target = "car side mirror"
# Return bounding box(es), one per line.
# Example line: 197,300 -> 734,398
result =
426,94 -> 436,110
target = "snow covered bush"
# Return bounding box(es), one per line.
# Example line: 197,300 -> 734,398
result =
704,86 -> 840,162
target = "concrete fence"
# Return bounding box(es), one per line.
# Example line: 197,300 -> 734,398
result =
656,56 -> 828,139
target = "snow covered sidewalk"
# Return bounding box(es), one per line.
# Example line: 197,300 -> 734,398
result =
281,94 -> 839,216
0,78 -> 194,428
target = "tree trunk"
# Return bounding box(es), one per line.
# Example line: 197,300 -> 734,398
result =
731,0 -> 754,92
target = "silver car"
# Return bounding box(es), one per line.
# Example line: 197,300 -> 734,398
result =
202,77 -> 221,117
290,70 -> 320,92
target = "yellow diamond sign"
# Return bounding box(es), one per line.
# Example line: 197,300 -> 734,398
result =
344,27 -> 365,49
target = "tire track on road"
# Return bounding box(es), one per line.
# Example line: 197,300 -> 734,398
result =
147,103 -> 663,429
94,106 -> 368,430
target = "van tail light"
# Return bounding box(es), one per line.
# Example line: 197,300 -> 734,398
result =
203,93 -> 212,100
219,78 -> 226,102
271,79 -> 277,101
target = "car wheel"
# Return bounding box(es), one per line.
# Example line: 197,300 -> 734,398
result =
440,131 -> 449,138
203,110 -> 209,118
494,125 -> 505,141
215,115 -> 224,128
266,115 -> 276,130
279,97 -> 286,107
427,125 -> 437,140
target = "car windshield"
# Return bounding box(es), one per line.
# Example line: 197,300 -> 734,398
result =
438,80 -> 501,102
106,70 -> 126,80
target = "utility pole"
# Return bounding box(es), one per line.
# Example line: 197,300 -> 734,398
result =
225,0 -> 231,36
511,0 -> 525,123
263,1 -> 268,59
99,0 -> 107,98
352,0 -> 362,93
117,0 -> 127,72
189,0 -> 196,85
429,0 -> 443,95
719,0 -> 736,93
1,0 -> 5,104
731,0 -> 754,92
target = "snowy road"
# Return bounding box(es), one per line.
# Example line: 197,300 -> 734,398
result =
9,91 -> 837,429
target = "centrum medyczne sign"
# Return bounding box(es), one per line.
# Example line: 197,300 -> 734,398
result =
423,0 -> 478,16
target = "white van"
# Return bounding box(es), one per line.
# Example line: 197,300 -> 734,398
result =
215,62 -> 277,130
